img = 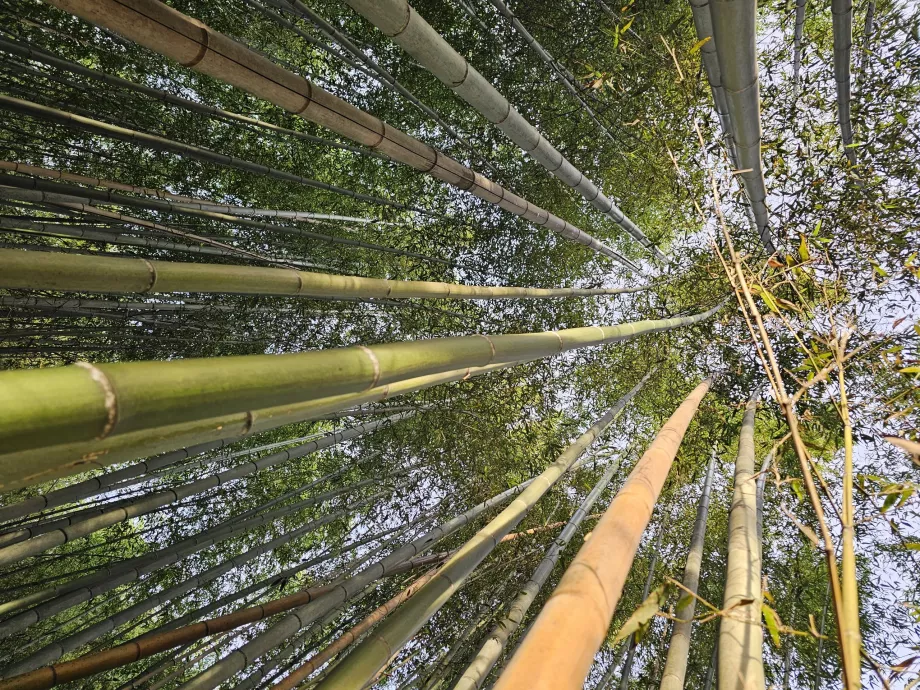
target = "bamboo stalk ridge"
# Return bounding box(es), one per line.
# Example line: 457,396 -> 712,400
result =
343,0 -> 665,262
0,552 -> 448,690
41,0 -> 636,268
177,469 -> 546,690
0,303 -> 723,462
0,414 -> 412,568
452,451 -> 627,690
0,362 -> 520,490
0,248 -> 642,301
718,394 -> 765,690
708,0 -> 777,253
492,379 -> 711,690
659,450 -> 717,690
310,377 -> 649,690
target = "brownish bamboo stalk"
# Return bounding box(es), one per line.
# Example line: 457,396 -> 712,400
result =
492,379 -> 711,690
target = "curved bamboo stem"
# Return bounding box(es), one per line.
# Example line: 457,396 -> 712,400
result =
0,304 -> 722,465
492,379 -> 711,690
343,0 -> 664,262
42,0 -> 634,267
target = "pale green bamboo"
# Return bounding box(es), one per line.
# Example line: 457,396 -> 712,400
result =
452,448 -> 627,690
308,377 -> 647,690
0,248 -> 641,301
39,0 -> 633,266
0,304 -> 722,466
342,0 -> 664,262
0,362 -> 518,490
718,393 -> 765,690
659,451 -> 717,690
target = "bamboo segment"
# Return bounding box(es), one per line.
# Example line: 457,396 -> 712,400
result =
311,377 -> 648,690
452,453 -> 626,690
707,0 -> 776,252
0,248 -> 640,300
718,394 -> 765,690
493,379 -> 711,690
343,0 -> 665,262
0,304 -> 722,464
832,0 -> 858,167
793,0 -> 807,88
42,0 -> 635,268
659,451 -> 717,690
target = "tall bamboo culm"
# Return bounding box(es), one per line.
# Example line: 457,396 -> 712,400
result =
42,0 -> 634,267
0,304 -> 723,477
718,393 -> 765,690
306,376 -> 649,690
342,0 -> 664,262
492,379 -> 711,690
659,450 -> 717,690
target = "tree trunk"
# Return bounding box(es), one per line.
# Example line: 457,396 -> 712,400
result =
718,393 -> 765,690
659,451 -> 717,690
492,379 -> 711,690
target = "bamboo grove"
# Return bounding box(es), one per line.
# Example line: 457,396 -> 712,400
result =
0,0 -> 917,688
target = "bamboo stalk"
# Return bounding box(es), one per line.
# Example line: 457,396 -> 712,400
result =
832,0 -> 858,167
40,0 -> 634,267
343,0 -> 664,262
718,393 -> 765,690
309,377 -> 649,690
793,0 -> 807,89
492,379 -> 711,690
0,248 -> 640,301
659,451 -> 717,690
708,0 -> 777,252
452,453 -> 626,690
0,304 -> 722,467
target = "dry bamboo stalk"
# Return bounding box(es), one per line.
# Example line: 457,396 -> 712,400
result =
42,0 -> 636,268
343,0 -> 664,262
492,379 -> 711,690
0,305 -> 722,467
0,248 -> 639,300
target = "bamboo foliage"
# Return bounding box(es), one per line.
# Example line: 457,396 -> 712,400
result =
659,451 -> 717,690
718,394 -> 765,690
343,0 -> 665,262
42,0 -> 634,267
708,0 -> 777,253
0,303 -> 722,468
309,376 -> 649,690
492,379 -> 711,690
0,248 -> 645,301
452,442 -> 628,690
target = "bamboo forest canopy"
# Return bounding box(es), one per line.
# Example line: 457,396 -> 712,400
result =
0,0 -> 917,687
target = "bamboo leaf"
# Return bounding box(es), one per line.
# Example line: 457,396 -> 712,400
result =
798,234 -> 810,262
612,582 -> 672,645
762,603 -> 782,647
689,36 -> 711,53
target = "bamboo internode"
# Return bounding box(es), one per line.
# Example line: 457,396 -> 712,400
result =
344,0 -> 666,262
493,379 -> 711,690
0,304 -> 722,467
43,0 -> 637,268
0,249 -> 641,301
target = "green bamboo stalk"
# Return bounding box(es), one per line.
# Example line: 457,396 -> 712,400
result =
309,377 -> 648,690
659,451 -> 717,690
452,450 -> 628,690
718,393 -> 765,690
342,0 -> 663,262
832,0 -> 858,167
41,0 -> 633,267
0,304 -> 722,471
0,248 -> 641,301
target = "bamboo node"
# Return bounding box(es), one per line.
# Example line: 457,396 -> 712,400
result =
140,259 -> 158,292
182,20 -> 211,69
358,346 -> 381,389
75,362 -> 119,439
476,335 -> 496,362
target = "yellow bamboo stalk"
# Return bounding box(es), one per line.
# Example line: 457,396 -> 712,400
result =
492,379 -> 711,690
